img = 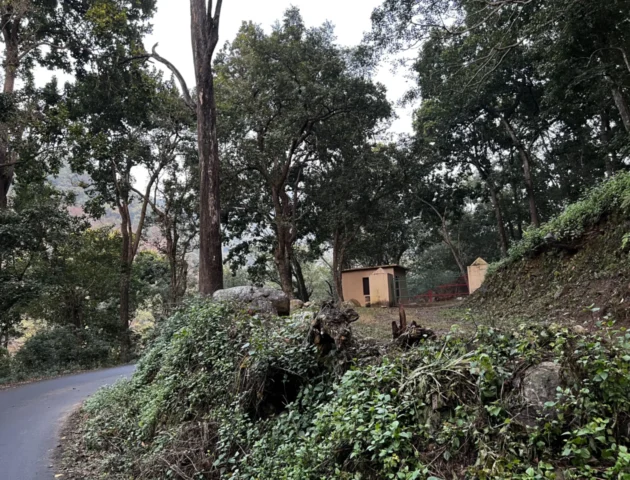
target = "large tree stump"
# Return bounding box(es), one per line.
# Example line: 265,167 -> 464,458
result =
392,305 -> 436,348
308,302 -> 359,355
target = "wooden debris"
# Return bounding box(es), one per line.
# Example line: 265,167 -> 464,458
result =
308,302 -> 359,355
392,305 -> 436,347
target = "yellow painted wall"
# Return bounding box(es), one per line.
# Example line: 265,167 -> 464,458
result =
468,258 -> 489,294
369,268 -> 391,306
341,269 -> 371,306
342,267 -> 401,306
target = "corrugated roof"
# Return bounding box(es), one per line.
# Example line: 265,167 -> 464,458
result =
341,265 -> 408,273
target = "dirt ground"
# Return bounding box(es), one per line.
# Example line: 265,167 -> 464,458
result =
353,301 -> 467,342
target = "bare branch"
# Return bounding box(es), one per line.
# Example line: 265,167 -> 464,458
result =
150,43 -> 196,112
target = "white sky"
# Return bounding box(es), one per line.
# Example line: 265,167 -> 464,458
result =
144,0 -> 414,134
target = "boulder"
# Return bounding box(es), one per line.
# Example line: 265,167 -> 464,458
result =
290,299 -> 305,311
518,361 -> 562,425
213,286 -> 290,315
341,299 -> 361,309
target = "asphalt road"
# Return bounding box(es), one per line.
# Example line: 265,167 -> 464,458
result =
0,365 -> 135,480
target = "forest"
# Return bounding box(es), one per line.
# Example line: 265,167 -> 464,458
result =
1,0 -> 630,375
1,0 -> 630,479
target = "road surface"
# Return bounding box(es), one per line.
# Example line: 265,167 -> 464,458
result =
0,365 -> 135,480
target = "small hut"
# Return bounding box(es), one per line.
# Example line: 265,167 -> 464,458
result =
467,258 -> 489,294
341,265 -> 408,307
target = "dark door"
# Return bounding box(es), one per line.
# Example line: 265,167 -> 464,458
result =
362,277 -> 370,295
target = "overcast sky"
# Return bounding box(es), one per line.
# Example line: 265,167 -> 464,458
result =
144,0 -> 414,133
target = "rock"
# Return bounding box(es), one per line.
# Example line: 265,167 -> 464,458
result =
571,325 -> 588,334
213,286 -> 290,315
303,301 -> 312,308
522,362 -> 561,405
290,299 -> 304,311
517,361 -> 562,426
341,299 -> 360,309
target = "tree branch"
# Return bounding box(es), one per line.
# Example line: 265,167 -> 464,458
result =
150,43 -> 196,112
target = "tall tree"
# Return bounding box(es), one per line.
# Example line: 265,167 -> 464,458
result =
191,0 -> 223,295
136,131 -> 199,310
307,142 -> 405,301
68,68 -> 180,357
139,0 -> 224,295
217,9 -> 391,297
0,0 -> 156,208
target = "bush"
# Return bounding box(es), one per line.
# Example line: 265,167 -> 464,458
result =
0,347 -> 11,380
490,171 -> 630,275
66,299 -> 630,480
13,326 -> 114,377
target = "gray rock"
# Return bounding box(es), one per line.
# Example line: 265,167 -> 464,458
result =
517,361 -> 562,426
341,300 -> 361,309
213,286 -> 290,315
522,361 -> 562,405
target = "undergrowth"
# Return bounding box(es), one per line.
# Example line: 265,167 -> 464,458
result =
490,171 -> 630,274
62,299 -> 630,479
0,326 -> 117,384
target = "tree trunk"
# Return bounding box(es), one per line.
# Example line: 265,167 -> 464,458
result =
500,117 -> 540,227
292,255 -> 310,302
487,182 -> 509,257
0,31 -> 19,210
118,205 -> 133,360
270,182 -> 296,298
191,0 -> 223,295
274,234 -> 293,298
611,85 -> 630,133
331,228 -> 346,302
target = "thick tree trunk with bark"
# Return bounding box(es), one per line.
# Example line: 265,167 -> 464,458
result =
331,228 -> 347,302
292,256 -> 310,302
271,183 -> 298,298
500,117 -> 540,227
0,22 -> 19,209
191,0 -> 223,295
274,234 -> 293,299
118,205 -> 133,360
488,182 -> 509,257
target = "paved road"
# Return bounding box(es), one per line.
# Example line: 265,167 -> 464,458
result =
0,365 -> 135,480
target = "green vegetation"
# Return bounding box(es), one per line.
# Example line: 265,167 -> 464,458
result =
61,300 -> 630,479
1,1 -> 630,477
498,173 -> 630,269
11,327 -> 114,379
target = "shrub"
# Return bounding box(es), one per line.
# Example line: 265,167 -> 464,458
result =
67,298 -> 630,480
13,326 -> 113,377
0,347 -> 11,380
489,171 -> 630,275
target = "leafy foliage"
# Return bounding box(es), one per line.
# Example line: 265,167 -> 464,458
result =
12,326 -> 114,379
67,300 -> 630,479
495,172 -> 630,270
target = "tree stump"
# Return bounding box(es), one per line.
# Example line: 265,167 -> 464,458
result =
308,302 -> 359,355
392,305 -> 436,348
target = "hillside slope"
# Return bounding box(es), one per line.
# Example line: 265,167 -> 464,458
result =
470,173 -> 630,326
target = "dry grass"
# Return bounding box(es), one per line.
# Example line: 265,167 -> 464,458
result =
353,301 -> 467,342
